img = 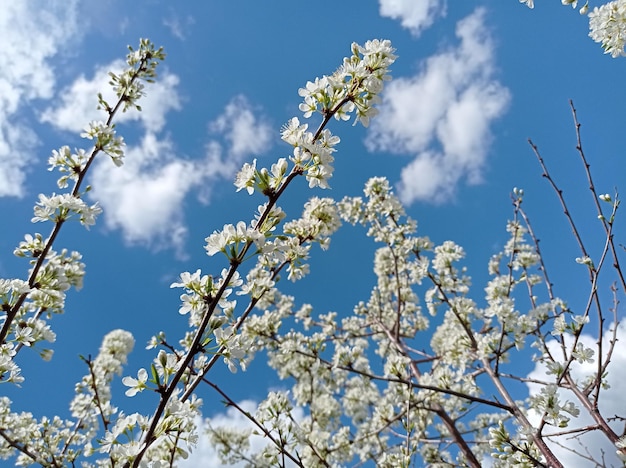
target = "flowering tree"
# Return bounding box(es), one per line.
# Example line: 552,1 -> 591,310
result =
0,2 -> 625,467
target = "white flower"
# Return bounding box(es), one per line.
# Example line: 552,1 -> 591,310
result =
234,159 -> 257,195
575,255 -> 594,267
572,342 -> 595,363
214,326 -> 246,373
122,368 -> 148,397
170,269 -> 205,291
205,227 -> 230,256
15,326 -> 35,346
281,117 -> 309,146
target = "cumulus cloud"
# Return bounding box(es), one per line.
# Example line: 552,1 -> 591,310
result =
526,323 -> 626,466
378,0 -> 445,37
209,96 -> 271,161
0,122 -> 37,197
198,95 -> 273,202
0,0 -> 81,197
163,13 -> 196,40
89,133 -> 198,253
41,59 -> 182,133
366,8 -> 510,205
88,95 -> 272,254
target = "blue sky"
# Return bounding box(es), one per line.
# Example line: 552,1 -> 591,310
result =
0,1 -> 625,466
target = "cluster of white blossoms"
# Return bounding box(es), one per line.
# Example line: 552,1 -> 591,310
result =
97,392 -> 201,466
205,222 -> 265,261
48,146 -> 89,189
529,384 -> 581,427
589,0 -> 626,56
279,119 -> 340,189
0,39 -> 171,466
170,268 -> 242,328
32,193 -> 102,227
297,39 -> 397,127
80,121 -> 126,167
211,172 -> 624,467
235,39 -> 396,195
0,243 -> 84,381
0,330 -> 134,466
118,41 -> 397,465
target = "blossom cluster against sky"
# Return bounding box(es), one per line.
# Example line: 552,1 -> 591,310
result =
0,0 -> 625,466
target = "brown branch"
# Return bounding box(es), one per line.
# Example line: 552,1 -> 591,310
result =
0,428 -> 55,467
132,83 -> 363,466
569,101 -> 625,294
203,379 -> 307,468
0,53 -> 154,346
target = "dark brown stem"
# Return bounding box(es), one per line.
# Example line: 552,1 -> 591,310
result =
204,379 -> 308,467
132,81 -> 357,467
0,56 -> 152,346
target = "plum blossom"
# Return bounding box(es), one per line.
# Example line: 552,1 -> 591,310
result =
589,0 -> 626,57
122,368 -> 149,396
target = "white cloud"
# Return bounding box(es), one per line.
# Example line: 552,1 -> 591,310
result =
88,96 -> 272,253
526,323 -> 626,466
209,95 -> 272,161
163,13 -> 196,40
0,121 -> 37,197
0,0 -> 81,197
378,0 -> 445,37
366,8 -> 510,205
41,60 -> 182,133
198,95 -> 273,203
89,133 -> 199,254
